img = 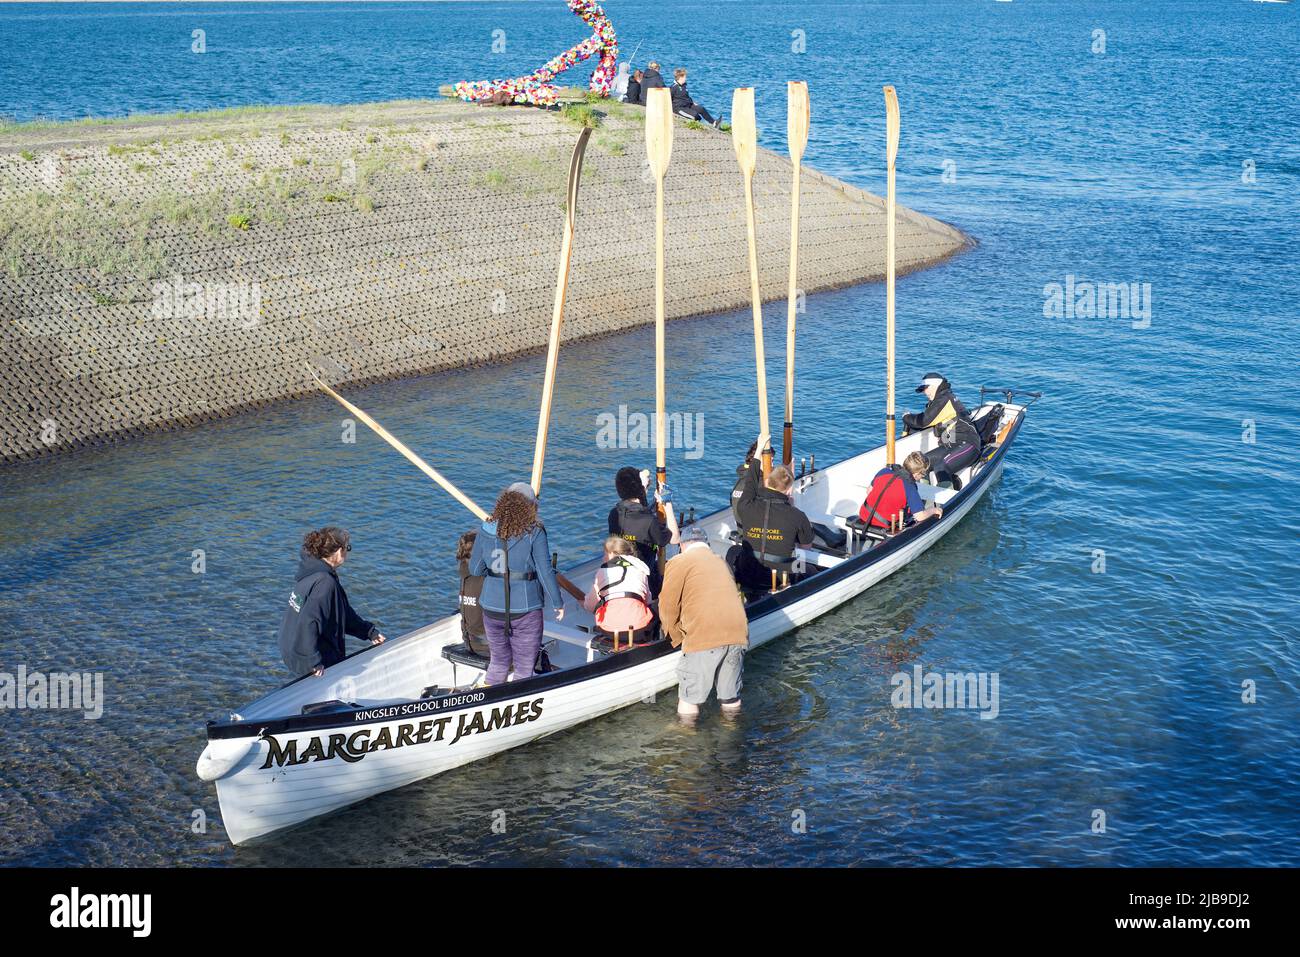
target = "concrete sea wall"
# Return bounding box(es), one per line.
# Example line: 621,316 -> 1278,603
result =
0,98 -> 968,463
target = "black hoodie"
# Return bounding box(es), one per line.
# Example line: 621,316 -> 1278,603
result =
277,549 -> 378,677
637,68 -> 665,104
669,80 -> 695,113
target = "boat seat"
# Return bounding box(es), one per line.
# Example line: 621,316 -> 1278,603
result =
810,521 -> 847,551
914,481 -> 943,504
543,622 -> 599,650
794,546 -> 843,569
844,515 -> 891,553
301,699 -> 357,716
441,641 -> 490,670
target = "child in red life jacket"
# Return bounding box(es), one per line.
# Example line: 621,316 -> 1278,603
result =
860,451 -> 944,528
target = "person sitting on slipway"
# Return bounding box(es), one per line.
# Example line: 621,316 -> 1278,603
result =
583,536 -> 656,648
669,68 -> 721,127
278,526 -> 386,678
903,372 -> 981,487
637,61 -> 666,104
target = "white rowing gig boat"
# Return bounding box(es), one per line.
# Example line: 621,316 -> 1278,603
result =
198,398 -> 1030,844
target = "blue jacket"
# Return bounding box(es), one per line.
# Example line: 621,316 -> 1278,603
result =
277,550 -> 377,676
467,520 -> 564,616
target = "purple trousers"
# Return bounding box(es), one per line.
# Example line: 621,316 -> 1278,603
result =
483,609 -> 543,684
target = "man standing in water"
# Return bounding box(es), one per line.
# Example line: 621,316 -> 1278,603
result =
658,526 -> 749,719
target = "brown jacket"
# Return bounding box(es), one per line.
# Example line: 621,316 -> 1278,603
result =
658,543 -> 749,653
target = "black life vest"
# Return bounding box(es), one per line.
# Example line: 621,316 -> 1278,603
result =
614,499 -> 662,559
457,559 -> 485,641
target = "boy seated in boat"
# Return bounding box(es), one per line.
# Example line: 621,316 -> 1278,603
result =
860,452 -> 943,530
582,536 -> 657,650
732,432 -> 816,587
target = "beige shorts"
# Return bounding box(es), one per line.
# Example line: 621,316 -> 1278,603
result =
676,644 -> 745,705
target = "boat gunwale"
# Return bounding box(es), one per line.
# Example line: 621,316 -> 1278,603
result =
206,406 -> 1025,742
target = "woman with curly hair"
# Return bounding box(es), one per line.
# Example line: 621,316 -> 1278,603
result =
278,526 -> 386,678
466,482 -> 565,684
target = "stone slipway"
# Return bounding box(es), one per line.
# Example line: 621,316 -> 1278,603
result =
0,98 -> 969,463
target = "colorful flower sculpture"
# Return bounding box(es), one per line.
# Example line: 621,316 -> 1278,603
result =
453,0 -> 619,107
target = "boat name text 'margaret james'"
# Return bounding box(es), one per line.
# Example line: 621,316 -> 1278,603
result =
262,698 -> 547,768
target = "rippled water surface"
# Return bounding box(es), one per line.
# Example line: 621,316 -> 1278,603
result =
1,1 -> 1298,866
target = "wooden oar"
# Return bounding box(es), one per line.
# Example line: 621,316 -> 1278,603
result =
555,573 -> 587,602
883,85 -> 900,466
782,80 -> 810,469
530,125 -> 592,496
645,86 -> 674,573
305,363 -> 488,521
731,86 -> 772,478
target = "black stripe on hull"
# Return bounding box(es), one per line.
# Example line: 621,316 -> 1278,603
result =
207,413 -> 1024,742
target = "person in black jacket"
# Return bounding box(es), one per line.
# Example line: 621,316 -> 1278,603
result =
734,432 -> 814,575
456,530 -> 488,657
625,69 -> 643,105
730,439 -> 759,525
608,465 -> 678,593
637,62 -> 665,104
669,68 -> 719,126
278,527 -> 385,678
902,373 -> 982,487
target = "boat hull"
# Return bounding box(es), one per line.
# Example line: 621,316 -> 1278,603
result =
204,407 -> 1022,844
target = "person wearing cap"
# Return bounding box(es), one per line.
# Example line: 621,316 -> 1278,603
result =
607,466 -> 679,594
903,373 -> 982,486
466,482 -> 565,684
658,525 -> 749,718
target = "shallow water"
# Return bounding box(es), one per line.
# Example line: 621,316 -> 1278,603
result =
1,0 -> 1298,866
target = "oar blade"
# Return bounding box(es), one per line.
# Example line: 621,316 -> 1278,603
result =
883,85 -> 900,167
731,87 -> 757,176
645,87 -> 674,179
787,80 -> 810,163
565,125 -> 592,232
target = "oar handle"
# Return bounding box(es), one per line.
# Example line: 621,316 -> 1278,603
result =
305,363 -> 488,521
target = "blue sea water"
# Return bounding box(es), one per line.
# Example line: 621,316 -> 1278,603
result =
0,1 -> 1298,866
